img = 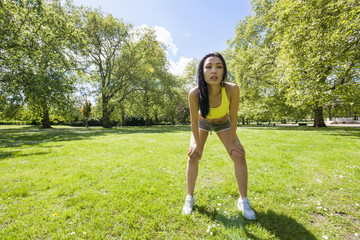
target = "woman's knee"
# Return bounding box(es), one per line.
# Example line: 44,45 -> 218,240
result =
230,146 -> 246,163
188,153 -> 201,164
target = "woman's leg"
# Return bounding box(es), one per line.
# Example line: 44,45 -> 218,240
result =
186,129 -> 208,196
216,130 -> 248,198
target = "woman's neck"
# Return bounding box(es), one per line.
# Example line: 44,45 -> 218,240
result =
207,84 -> 221,97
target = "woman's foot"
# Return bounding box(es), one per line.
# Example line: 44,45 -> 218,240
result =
182,195 -> 195,215
238,197 -> 256,220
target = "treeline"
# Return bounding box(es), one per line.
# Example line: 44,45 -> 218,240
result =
1,0 -> 360,128
226,0 -> 360,127
0,0 -> 192,128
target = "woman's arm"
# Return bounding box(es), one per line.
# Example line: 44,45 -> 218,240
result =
228,83 -> 240,144
188,88 -> 200,146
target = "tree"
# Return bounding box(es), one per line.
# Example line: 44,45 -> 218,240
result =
80,11 -> 170,128
228,0 -> 360,127
227,4 -> 288,124
0,0 -> 82,128
181,58 -> 198,91
271,0 -> 360,127
173,59 -> 198,124
80,8 -> 131,128
156,75 -> 188,125
0,0 -> 41,121
123,27 -> 170,126
126,66 -> 178,126
79,99 -> 92,128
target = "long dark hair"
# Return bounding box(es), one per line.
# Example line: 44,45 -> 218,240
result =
197,52 -> 227,118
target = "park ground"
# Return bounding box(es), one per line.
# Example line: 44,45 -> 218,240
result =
0,124 -> 359,239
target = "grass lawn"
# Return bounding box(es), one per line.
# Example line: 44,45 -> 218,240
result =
0,124 -> 359,239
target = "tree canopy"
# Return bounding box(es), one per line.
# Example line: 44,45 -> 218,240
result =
1,0 -> 82,127
228,0 -> 360,126
2,0 -> 359,127
1,0 -> 189,127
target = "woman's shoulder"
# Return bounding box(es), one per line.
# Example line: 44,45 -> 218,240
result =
188,86 -> 199,98
224,82 -> 239,94
188,87 -> 199,109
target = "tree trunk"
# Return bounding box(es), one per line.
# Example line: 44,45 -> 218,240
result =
242,116 -> 245,125
313,106 -> 327,127
103,114 -> 111,128
154,112 -> 159,124
121,107 -> 125,126
102,98 -> 112,128
145,117 -> 151,126
41,104 -> 51,128
85,117 -> 89,128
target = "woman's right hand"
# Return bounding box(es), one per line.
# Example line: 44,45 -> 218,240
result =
188,144 -> 203,159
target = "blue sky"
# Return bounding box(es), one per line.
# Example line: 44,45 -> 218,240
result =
72,0 -> 252,75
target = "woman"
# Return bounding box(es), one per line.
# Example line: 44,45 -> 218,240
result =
182,52 -> 256,220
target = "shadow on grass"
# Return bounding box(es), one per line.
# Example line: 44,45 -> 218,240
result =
0,125 -> 190,160
195,205 -> 218,221
197,206 -> 316,240
244,210 -> 316,240
238,124 -> 360,139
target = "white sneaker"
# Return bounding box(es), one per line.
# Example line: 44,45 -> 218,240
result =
238,197 -> 256,220
182,195 -> 195,215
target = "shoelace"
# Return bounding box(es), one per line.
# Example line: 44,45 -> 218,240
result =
184,198 -> 193,208
243,201 -> 251,210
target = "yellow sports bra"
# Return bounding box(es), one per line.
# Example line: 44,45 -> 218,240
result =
206,87 -> 230,119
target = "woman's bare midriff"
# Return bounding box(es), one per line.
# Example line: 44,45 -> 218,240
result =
198,112 -> 229,123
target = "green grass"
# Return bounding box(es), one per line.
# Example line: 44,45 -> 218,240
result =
0,125 -> 359,239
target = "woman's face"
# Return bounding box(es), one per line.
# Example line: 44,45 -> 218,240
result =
203,56 -> 224,86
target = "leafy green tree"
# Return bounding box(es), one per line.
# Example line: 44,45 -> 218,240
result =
181,58 -> 198,91
102,26 -> 178,126
174,59 -> 198,124
80,8 -> 131,128
79,100 -> 92,128
0,0 -> 82,128
127,67 -> 177,126
125,28 -> 170,126
228,0 -> 360,127
271,0 -> 360,127
81,11 -> 170,128
0,0 -> 41,120
155,76 -> 188,125
227,5 -> 286,124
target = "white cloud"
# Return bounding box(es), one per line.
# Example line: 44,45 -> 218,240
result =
169,57 -> 194,76
153,26 -> 178,56
134,25 -> 178,56
133,25 -> 192,76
